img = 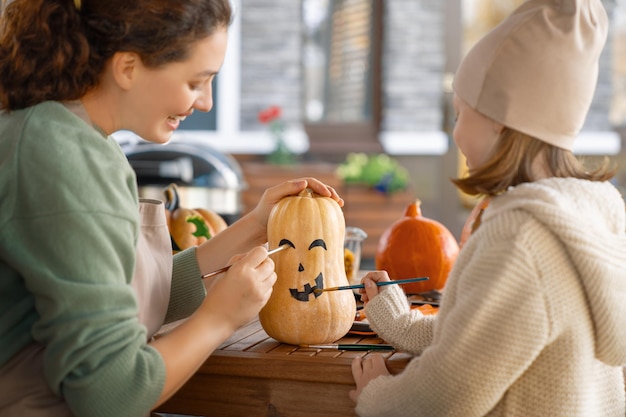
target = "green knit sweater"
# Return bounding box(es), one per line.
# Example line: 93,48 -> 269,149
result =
0,102 -> 206,417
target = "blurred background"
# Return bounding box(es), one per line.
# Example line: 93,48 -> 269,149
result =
115,0 -> 626,264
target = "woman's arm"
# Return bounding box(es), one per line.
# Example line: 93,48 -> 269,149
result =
150,245 -> 276,407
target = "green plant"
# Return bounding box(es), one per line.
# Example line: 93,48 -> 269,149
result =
336,153 -> 409,193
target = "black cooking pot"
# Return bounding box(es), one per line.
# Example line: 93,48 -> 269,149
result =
123,140 -> 246,224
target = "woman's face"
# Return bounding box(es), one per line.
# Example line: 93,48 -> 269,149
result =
452,93 -> 501,171
123,28 -> 229,143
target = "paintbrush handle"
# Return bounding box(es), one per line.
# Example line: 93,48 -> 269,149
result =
322,276 -> 429,292
304,344 -> 395,351
201,265 -> 231,279
202,244 -> 289,279
335,344 -> 395,351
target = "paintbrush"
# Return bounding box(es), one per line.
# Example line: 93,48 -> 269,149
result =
313,276 -> 429,294
301,344 -> 395,351
202,243 -> 290,279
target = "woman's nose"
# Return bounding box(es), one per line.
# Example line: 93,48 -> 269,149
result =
194,85 -> 214,113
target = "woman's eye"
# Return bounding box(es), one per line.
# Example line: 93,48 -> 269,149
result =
190,76 -> 215,92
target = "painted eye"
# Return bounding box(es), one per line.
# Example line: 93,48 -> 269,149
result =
308,239 -> 326,250
278,238 -> 295,249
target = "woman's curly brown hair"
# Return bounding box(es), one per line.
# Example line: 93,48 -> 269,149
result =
0,0 -> 232,111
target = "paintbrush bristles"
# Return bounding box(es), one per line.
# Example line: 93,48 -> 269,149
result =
313,286 -> 348,294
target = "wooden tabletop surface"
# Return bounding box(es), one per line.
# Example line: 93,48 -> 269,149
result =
154,317 -> 413,417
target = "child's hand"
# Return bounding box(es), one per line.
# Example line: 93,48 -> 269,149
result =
350,354 -> 390,403
358,271 -> 392,304
200,246 -> 277,331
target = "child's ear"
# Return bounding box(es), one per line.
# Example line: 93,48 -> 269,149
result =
492,120 -> 504,135
110,51 -> 140,90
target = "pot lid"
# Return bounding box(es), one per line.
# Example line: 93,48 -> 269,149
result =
123,141 -> 246,190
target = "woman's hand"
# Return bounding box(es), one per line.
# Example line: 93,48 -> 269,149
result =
150,245 -> 277,407
199,246 -> 277,332
349,354 -> 390,403
358,270 -> 392,304
249,177 -> 343,234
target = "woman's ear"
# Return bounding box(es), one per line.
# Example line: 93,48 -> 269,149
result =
110,52 -> 140,90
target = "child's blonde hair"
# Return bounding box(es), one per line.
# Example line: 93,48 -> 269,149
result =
452,128 -> 616,196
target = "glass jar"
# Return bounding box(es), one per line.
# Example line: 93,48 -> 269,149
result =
344,226 -> 368,287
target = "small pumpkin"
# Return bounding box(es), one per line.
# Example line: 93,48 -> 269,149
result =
344,248 -> 356,281
375,199 -> 459,294
163,183 -> 228,252
459,197 -> 490,248
259,188 -> 356,345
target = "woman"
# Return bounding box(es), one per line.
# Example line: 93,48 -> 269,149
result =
0,1 -> 343,416
350,1 -> 626,416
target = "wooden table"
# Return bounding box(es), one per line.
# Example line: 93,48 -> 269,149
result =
154,317 -> 412,417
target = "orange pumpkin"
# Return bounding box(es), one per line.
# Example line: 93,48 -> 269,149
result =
459,197 -> 490,248
375,199 -> 459,294
259,188 -> 356,345
163,183 -> 228,252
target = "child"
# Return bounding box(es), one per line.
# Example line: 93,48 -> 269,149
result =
351,1 -> 626,416
0,1 -> 342,416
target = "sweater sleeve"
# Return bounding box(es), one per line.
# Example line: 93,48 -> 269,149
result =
364,284 -> 436,355
164,247 -> 206,324
355,227 -> 550,417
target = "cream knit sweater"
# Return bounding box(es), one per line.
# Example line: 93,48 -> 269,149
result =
356,178 -> 626,417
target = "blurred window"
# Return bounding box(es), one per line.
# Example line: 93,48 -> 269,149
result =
302,0 -> 383,156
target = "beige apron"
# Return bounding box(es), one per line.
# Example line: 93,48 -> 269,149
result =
0,199 -> 173,416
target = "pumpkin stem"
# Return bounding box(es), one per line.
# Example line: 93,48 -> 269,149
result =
298,188 -> 314,198
164,183 -> 180,211
405,199 -> 422,218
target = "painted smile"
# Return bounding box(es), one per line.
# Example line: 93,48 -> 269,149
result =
289,273 -> 324,302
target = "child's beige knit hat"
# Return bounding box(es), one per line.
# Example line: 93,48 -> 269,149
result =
453,0 -> 608,151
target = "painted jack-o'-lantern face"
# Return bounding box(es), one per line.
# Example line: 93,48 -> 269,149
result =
277,238 -> 327,301
259,189 -> 357,345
